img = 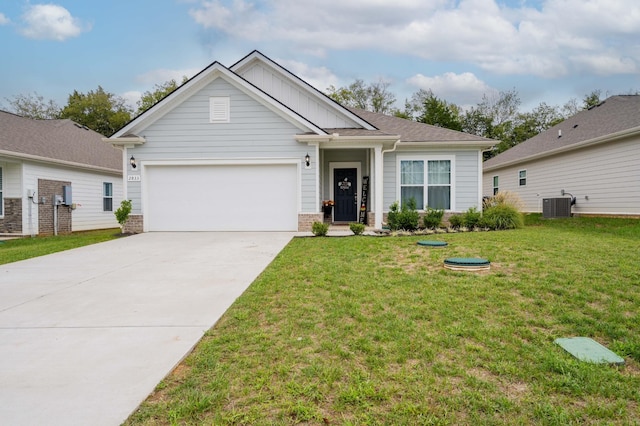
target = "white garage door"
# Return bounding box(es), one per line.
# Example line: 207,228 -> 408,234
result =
146,164 -> 298,231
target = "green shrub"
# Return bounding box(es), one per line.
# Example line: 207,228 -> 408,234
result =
114,200 -> 132,232
388,198 -> 419,231
349,222 -> 366,235
483,204 -> 524,230
311,221 -> 329,236
423,206 -> 444,229
448,214 -> 463,228
462,206 -> 482,228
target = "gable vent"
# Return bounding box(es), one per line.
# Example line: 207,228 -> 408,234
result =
210,97 -> 230,123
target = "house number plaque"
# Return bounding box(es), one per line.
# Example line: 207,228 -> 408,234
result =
127,175 -> 141,182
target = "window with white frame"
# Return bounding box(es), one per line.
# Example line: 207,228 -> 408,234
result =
519,170 -> 527,186
209,96 -> 230,123
103,182 -> 113,212
0,167 -> 3,216
493,175 -> 499,195
399,157 -> 452,210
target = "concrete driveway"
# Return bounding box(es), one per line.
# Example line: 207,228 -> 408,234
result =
0,232 -> 294,426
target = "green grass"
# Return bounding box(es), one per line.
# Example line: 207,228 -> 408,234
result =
127,215 -> 640,425
0,228 -> 121,265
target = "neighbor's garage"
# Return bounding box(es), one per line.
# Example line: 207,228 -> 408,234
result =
145,163 -> 298,231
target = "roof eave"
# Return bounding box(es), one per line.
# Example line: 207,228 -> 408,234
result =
296,134 -> 400,146
484,125 -> 640,172
0,149 -> 122,175
105,136 -> 146,147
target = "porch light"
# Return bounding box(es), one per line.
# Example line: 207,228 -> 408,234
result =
304,153 -> 311,168
130,155 -> 137,169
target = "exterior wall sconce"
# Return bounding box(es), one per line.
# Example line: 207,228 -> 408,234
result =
304,153 -> 311,169
130,155 -> 137,169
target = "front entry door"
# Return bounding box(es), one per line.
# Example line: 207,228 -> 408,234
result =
334,168 -> 358,222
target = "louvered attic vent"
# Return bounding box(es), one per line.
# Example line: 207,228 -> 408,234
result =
209,97 -> 230,123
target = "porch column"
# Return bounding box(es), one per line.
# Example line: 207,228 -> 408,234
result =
374,145 -> 383,229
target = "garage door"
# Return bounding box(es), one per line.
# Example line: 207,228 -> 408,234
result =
146,164 -> 298,231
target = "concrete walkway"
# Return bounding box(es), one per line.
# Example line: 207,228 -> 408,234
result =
0,232 -> 293,426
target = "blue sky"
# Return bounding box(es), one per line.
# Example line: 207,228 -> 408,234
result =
1,0 -> 638,114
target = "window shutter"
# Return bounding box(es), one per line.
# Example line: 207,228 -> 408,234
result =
209,97 -> 230,123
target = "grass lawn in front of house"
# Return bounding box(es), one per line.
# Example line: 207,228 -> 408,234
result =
0,228 -> 122,265
127,216 -> 640,425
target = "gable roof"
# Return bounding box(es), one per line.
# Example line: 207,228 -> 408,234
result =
0,110 -> 121,173
111,59 -> 326,139
348,108 -> 496,145
484,95 -> 640,171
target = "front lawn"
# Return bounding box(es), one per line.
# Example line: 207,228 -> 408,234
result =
128,216 -> 640,425
0,228 -> 121,265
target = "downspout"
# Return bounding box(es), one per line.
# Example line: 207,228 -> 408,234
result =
373,139 -> 401,229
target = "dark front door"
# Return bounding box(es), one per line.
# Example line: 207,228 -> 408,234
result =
334,168 -> 358,222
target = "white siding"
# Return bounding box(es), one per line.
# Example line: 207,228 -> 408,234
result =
22,162 -> 122,233
127,78 -> 316,214
238,62 -> 362,129
483,136 -> 640,215
384,149 -> 482,212
0,161 -> 22,198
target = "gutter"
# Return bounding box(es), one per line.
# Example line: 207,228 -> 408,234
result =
0,149 -> 122,176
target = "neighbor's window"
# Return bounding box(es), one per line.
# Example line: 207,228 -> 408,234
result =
493,175 -> 499,195
519,170 -> 527,186
103,182 -> 113,212
209,96 -> 230,123
399,158 -> 452,210
0,166 -> 3,216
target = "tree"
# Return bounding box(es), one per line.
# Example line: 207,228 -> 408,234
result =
136,76 -> 188,116
59,86 -> 132,136
4,92 -> 61,119
326,78 -> 396,114
582,89 -> 602,109
417,91 -> 462,131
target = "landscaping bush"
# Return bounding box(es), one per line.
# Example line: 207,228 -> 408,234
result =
114,199 -> 132,233
423,206 -> 444,229
349,222 -> 365,235
448,214 -> 463,228
483,204 -> 524,230
311,221 -> 329,236
387,198 -> 420,231
484,190 -> 525,211
462,206 -> 482,228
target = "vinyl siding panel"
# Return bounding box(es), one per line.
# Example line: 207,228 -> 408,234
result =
22,162 -> 122,233
129,78 -> 315,214
1,161 -> 22,197
238,62 -> 361,129
483,136 -> 640,215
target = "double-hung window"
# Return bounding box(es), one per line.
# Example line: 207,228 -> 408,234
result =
399,157 -> 453,210
103,182 -> 113,212
493,176 -> 499,195
519,170 -> 527,186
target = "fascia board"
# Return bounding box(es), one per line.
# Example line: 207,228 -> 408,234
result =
483,126 -> 640,172
0,150 -> 122,176
231,51 -> 377,131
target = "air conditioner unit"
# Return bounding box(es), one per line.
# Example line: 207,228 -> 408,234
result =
542,198 -> 572,218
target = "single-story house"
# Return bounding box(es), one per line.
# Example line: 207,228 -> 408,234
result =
483,95 -> 640,217
109,51 -> 495,232
0,110 -> 123,235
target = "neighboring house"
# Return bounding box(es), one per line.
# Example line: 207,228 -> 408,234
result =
0,111 -> 123,235
483,95 -> 640,217
108,51 -> 495,232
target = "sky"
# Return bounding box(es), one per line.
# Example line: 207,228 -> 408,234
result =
0,0 -> 639,114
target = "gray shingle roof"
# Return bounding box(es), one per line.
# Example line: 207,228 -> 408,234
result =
347,107 -> 496,143
484,95 -> 640,170
0,110 -> 122,172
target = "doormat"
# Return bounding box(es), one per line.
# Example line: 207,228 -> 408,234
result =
554,337 -> 625,365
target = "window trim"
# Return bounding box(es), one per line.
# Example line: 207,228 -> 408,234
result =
396,155 -> 455,211
103,182 -> 113,212
493,175 -> 499,195
518,169 -> 527,186
209,96 -> 230,123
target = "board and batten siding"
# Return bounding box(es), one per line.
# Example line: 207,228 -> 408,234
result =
483,136 -> 640,215
22,162 -> 122,233
237,62 -> 362,129
383,149 -> 482,212
128,78 -> 316,215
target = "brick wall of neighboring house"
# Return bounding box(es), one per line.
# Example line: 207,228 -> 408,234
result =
123,214 -> 144,234
0,198 -> 23,233
298,213 -> 323,231
38,179 -> 72,235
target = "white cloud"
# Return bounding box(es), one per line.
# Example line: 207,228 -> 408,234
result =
20,4 -> 89,41
187,0 -> 640,78
407,72 -> 496,106
0,13 -> 10,25
121,91 -> 142,110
